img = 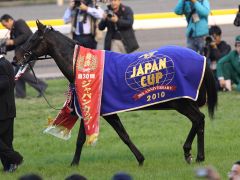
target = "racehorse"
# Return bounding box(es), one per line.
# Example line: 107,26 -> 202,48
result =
14,21 -> 217,166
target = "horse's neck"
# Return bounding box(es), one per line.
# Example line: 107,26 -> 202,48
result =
47,34 -> 75,83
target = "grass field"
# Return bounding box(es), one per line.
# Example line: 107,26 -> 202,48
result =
1,78 -> 240,180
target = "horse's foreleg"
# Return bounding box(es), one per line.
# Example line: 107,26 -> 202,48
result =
71,118 -> 86,166
103,114 -> 145,166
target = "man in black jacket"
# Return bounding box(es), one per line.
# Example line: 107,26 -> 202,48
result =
0,14 -> 47,98
0,54 -> 23,172
204,25 -> 231,90
98,0 -> 139,53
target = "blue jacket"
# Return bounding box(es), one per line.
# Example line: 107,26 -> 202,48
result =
174,0 -> 210,38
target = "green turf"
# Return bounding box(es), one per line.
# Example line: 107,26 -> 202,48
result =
1,78 -> 240,180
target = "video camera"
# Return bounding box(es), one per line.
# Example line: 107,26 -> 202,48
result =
203,36 -> 213,58
74,0 -> 81,6
105,9 -> 114,18
0,41 -> 7,55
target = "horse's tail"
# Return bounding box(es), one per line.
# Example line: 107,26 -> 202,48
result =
204,65 -> 218,119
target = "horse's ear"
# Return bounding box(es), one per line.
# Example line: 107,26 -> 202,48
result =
36,20 -> 46,32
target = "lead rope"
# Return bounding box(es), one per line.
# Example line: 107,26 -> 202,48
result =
28,62 -> 62,111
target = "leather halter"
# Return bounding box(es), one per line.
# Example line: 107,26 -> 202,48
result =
20,26 -> 52,65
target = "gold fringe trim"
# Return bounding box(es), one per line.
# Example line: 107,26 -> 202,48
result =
86,133 -> 98,146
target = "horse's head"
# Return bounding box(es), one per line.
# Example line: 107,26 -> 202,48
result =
15,20 -> 51,66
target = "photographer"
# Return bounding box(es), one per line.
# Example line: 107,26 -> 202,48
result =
63,0 -> 104,49
98,0 -> 139,53
174,0 -> 210,55
204,25 -> 231,90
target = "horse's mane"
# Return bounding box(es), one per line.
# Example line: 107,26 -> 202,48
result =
50,28 -> 76,46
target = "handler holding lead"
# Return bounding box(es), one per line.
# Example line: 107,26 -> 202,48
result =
0,51 -> 23,172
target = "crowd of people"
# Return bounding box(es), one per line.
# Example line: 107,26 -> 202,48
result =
0,0 -> 239,178
174,0 -> 240,92
63,0 -> 138,53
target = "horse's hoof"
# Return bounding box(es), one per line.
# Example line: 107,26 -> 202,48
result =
138,161 -> 144,166
70,161 -> 79,166
196,156 -> 205,163
138,156 -> 145,166
185,155 -> 192,164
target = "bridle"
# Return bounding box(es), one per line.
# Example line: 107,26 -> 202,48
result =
19,26 -> 53,65
16,26 -> 61,110
15,26 -> 52,83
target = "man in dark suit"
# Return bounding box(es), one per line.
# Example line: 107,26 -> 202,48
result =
0,53 -> 23,172
98,0 -> 139,53
0,14 -> 47,98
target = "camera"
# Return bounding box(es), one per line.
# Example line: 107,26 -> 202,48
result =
72,0 -> 93,9
205,36 -> 213,46
105,9 -> 114,18
203,36 -> 213,58
74,0 -> 93,6
73,0 -> 81,8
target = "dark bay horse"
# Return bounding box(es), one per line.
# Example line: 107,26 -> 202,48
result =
15,21 -> 217,166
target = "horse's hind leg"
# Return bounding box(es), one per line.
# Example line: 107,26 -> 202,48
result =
175,100 -> 205,163
71,118 -> 86,166
103,114 -> 145,166
196,112 -> 205,162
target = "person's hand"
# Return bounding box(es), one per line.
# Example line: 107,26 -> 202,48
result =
80,3 -> 88,11
210,42 -> 217,49
102,12 -> 108,20
110,15 -> 118,23
206,167 -> 221,180
5,39 -> 14,46
191,0 -> 197,3
11,60 -> 18,67
210,61 -> 217,70
219,79 -> 225,88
